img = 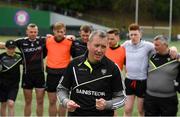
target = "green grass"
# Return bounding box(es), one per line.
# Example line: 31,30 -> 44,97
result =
0,36 -> 180,116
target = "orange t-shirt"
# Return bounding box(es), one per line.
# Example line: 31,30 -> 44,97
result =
46,36 -> 72,68
105,46 -> 126,70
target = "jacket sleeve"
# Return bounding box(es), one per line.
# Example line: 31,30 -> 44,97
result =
70,41 -> 76,58
105,91 -> 126,110
57,83 -> 70,107
105,64 -> 126,110
56,61 -> 74,107
0,59 -> 2,72
174,64 -> 180,93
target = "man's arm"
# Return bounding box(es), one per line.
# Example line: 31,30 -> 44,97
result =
96,64 -> 126,111
57,84 -> 70,108
148,40 -> 178,59
66,35 -> 76,41
56,61 -> 80,112
169,46 -> 178,59
178,53 -> 180,60
96,91 -> 126,110
174,63 -> 180,93
57,84 -> 80,112
105,91 -> 126,109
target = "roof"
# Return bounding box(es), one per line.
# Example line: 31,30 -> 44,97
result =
50,12 -> 110,31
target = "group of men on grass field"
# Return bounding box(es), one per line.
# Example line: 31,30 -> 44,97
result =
0,22 -> 179,116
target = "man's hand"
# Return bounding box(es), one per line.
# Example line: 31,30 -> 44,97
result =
96,98 -> 106,110
66,35 -> 76,41
46,34 -> 53,38
169,46 -> 178,59
67,100 -> 80,112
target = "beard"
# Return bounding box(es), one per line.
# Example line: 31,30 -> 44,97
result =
55,36 -> 64,42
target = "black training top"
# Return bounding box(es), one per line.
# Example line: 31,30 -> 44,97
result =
0,52 -> 22,87
60,53 -> 124,116
71,38 -> 87,58
15,36 -> 46,74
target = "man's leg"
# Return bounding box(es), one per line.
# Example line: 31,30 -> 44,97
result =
7,100 -> 15,116
136,79 -> 146,117
23,89 -> 32,116
59,104 -> 66,117
123,95 -> 135,116
1,102 -> 7,116
48,92 -> 57,116
35,88 -> 45,116
161,96 -> 178,116
46,73 -> 66,116
137,97 -> 144,117
113,110 -> 118,117
144,94 -> 160,116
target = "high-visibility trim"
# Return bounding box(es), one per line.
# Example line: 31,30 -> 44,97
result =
73,67 -> 79,86
84,59 -> 93,73
113,42 -> 119,48
1,55 -> 22,72
149,59 -> 177,72
149,60 -> 157,69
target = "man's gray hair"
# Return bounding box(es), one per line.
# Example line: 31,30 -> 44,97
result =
88,30 -> 107,42
153,35 -> 168,46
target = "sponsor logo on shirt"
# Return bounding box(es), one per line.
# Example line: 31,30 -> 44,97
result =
78,68 -> 88,71
23,46 -> 42,53
101,69 -> 107,75
76,88 -> 105,96
23,43 -> 29,46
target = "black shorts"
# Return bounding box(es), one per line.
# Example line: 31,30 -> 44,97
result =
21,72 -> 45,89
144,93 -> 178,116
125,78 -> 146,98
46,73 -> 63,92
0,84 -> 19,102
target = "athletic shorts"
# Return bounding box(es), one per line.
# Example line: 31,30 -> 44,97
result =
21,72 -> 45,89
125,78 -> 146,98
0,84 -> 19,102
46,73 -> 63,92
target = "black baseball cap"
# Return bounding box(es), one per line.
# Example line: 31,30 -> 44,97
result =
5,40 -> 16,48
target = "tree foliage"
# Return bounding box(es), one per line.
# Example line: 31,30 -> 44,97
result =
30,0 -> 180,20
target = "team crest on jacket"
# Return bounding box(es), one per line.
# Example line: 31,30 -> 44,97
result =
31,43 -> 34,47
167,57 -> 171,61
101,69 -> 107,75
36,41 -> 39,45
